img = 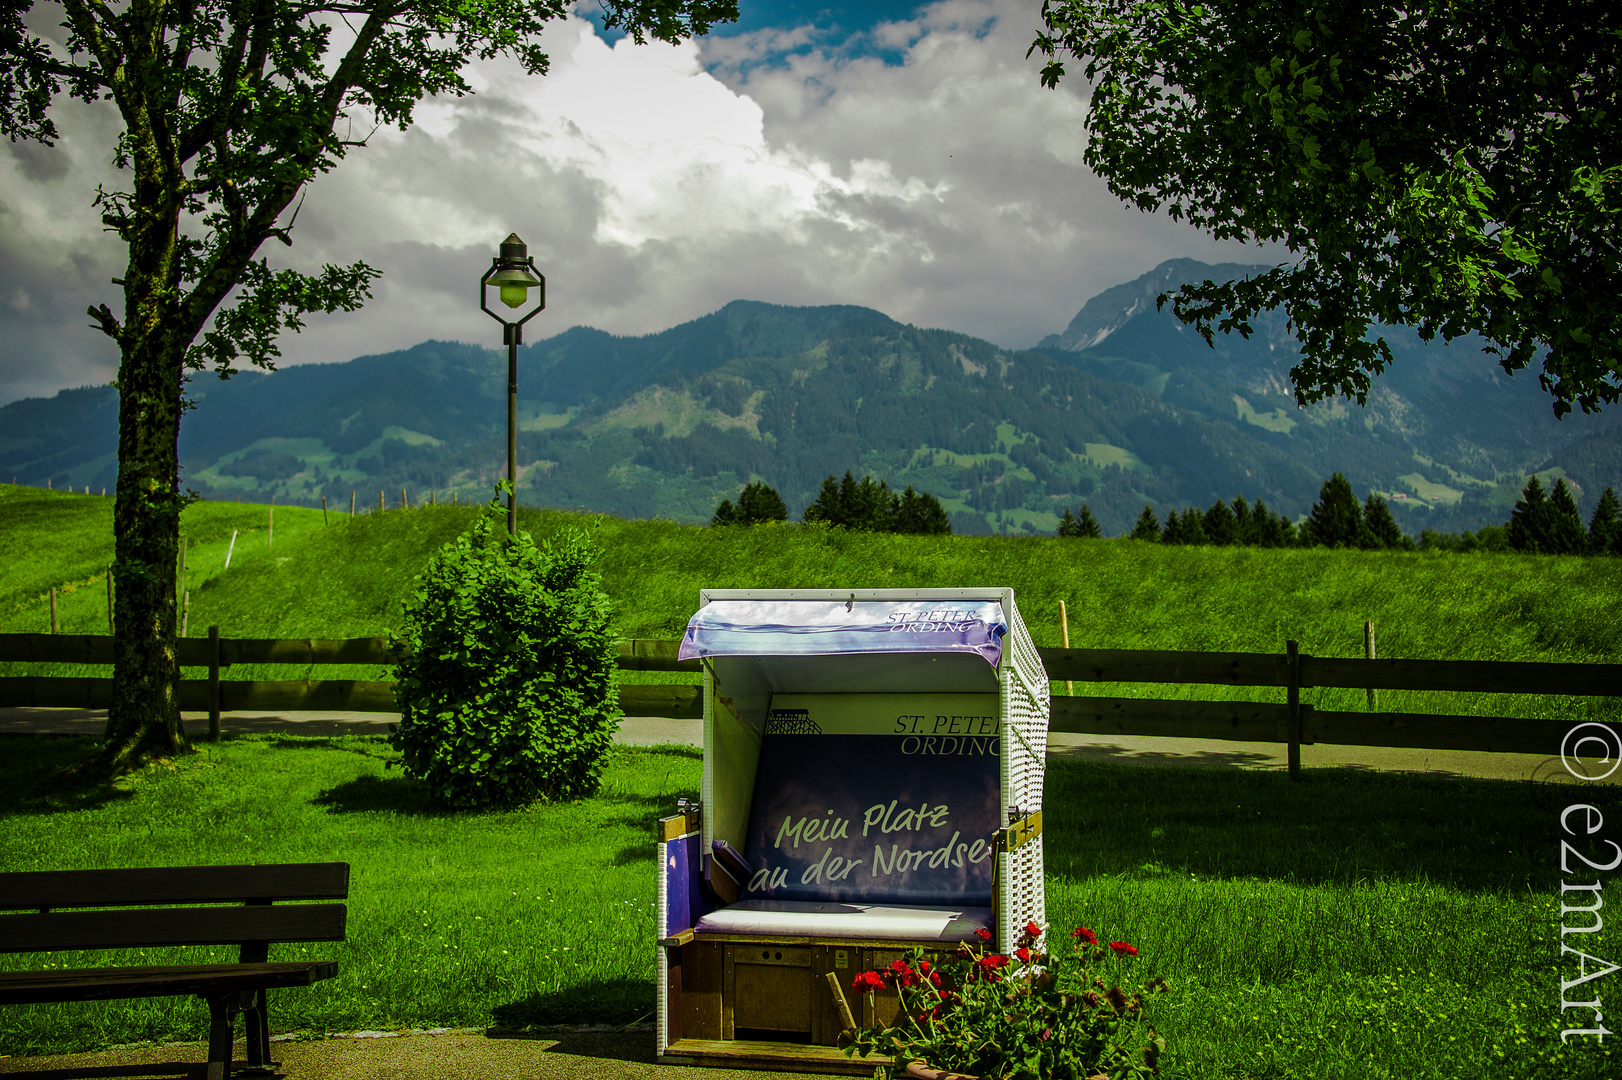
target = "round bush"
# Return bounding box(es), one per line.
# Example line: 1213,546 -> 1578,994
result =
389,496 -> 620,809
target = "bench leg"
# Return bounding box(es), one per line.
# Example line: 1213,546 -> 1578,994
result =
203,993 -> 236,1080
241,989 -> 275,1075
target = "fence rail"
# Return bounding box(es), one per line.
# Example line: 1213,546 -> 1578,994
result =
2,633 -> 1616,774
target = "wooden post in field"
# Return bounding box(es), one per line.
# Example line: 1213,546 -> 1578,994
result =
453,490 -> 457,505
268,508 -> 273,549
1364,621 -> 1378,710
378,490 -> 384,515
181,591 -> 189,638
1058,600 -> 1073,696
105,565 -> 113,632
402,487 -> 408,510
430,491 -> 435,506
349,490 -> 356,523
224,530 -> 237,569
1285,640 -> 1302,780
322,495 -> 329,526
49,588 -> 57,633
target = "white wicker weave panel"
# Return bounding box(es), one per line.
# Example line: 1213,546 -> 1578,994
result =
655,835 -> 670,1054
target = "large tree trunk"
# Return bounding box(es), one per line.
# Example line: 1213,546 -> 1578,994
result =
102,328 -> 190,771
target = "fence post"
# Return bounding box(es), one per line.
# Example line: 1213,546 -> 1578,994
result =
402,487 -> 408,510
378,490 -> 384,515
1059,600 -> 1073,696
49,587 -> 57,634
181,591 -> 189,638
1286,639 -> 1301,780
322,495 -> 329,526
208,624 -> 221,742
349,490 -> 355,523
268,508 -> 273,549
1365,621 -> 1378,711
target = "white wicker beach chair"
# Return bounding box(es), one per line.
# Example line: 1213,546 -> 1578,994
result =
654,588 -> 1050,1074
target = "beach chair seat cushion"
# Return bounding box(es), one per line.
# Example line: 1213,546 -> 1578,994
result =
694,899 -> 992,941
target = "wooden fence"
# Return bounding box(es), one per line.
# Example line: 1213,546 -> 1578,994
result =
2,632 -> 1617,777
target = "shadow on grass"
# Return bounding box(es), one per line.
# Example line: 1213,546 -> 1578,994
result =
490,978 -> 653,1030
0,736 -> 138,817
310,773 -> 440,815
1044,755 -> 1614,894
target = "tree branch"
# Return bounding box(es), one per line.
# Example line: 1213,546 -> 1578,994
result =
86,302 -> 123,342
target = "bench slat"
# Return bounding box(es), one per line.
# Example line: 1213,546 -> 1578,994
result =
0,863 -> 349,911
0,961 -> 338,1005
0,904 -> 347,954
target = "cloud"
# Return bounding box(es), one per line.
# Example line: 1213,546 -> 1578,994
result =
0,0 -> 1268,407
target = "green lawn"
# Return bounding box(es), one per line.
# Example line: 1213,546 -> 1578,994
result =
0,734 -> 1611,1080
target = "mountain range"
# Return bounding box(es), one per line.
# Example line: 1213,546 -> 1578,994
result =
3,259 -> 1618,537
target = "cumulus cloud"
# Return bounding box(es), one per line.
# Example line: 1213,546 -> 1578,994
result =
0,0 -> 1266,407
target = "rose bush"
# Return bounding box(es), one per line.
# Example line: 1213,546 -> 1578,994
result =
841,921 -> 1169,1080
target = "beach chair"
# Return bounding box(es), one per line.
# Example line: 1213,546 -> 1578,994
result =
654,588 -> 1049,1074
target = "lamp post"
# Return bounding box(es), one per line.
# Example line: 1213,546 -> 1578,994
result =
479,233 -> 546,535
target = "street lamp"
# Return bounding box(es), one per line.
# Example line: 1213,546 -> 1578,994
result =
480,233 -> 546,535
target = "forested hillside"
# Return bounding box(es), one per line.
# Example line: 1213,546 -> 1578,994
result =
4,262 -> 1617,536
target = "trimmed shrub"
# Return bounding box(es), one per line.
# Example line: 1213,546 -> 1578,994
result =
389,489 -> 619,810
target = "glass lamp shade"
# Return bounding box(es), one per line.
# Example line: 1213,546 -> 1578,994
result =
487,265 -> 543,309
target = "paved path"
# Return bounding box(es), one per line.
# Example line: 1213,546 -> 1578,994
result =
2,708 -> 1612,784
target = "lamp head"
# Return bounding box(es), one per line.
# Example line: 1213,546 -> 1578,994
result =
488,232 -> 543,308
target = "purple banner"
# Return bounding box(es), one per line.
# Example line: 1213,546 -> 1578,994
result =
679,599 -> 1007,666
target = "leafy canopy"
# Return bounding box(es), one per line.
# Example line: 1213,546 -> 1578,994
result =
1030,0 -> 1622,416
0,0 -> 738,378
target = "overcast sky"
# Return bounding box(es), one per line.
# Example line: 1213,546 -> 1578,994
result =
0,0 -> 1269,407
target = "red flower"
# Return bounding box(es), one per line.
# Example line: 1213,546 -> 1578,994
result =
1024,920 -> 1042,939
1070,926 -> 1097,945
929,970 -> 943,987
918,960 -> 932,975
1109,941 -> 1138,956
852,971 -> 885,992
1015,946 -> 1030,963
974,927 -> 993,941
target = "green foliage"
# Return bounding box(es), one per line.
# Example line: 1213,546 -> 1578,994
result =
1058,504 -> 1104,538
1507,475 -> 1588,554
1589,486 -> 1622,555
1030,0 -> 1622,416
388,489 -> 619,810
1161,506 -> 1208,545
1202,497 -> 1237,545
711,480 -> 788,526
1128,504 -> 1160,541
802,470 -> 951,534
1363,494 -> 1409,549
1304,472 -> 1367,548
842,925 -> 1168,1080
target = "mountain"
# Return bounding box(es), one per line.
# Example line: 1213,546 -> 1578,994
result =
3,264 -> 1618,537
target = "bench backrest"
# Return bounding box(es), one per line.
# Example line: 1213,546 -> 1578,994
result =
0,863 -> 348,959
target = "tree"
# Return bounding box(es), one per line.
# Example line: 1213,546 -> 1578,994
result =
1057,508 -> 1080,537
1304,473 -> 1367,548
2,0 -> 737,774
895,485 -> 951,535
1589,487 -> 1622,555
1507,475 -> 1587,553
1075,503 -> 1103,538
1030,1 -> 1622,417
1128,505 -> 1160,541
1547,478 -> 1589,554
1363,494 -> 1407,549
1162,507 -> 1207,545
1202,498 -> 1237,545
712,480 -> 787,526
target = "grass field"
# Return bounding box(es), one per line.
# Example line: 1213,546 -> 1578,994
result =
3,483 -> 1619,722
1,482 -> 1619,1078
0,733 -> 1612,1080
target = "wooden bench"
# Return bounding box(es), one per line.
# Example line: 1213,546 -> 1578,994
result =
0,862 -> 348,1080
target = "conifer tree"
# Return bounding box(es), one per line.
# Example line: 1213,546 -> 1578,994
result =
1076,504 -> 1103,538
1159,508 -> 1181,543
1364,494 -> 1407,549
1203,498 -> 1238,545
1588,487 -> 1622,555
1507,476 -> 1553,552
1129,505 -> 1160,541
1057,508 -> 1080,537
735,481 -> 789,524
895,486 -> 951,534
711,498 -> 738,526
1305,473 -> 1366,547
1232,495 -> 1256,544
1547,479 -> 1588,554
